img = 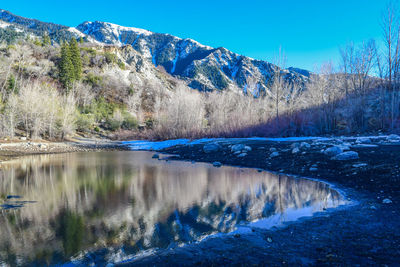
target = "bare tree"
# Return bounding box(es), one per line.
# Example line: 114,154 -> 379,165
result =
155,83 -> 204,138
340,40 -> 376,129
59,93 -> 77,139
381,1 -> 400,129
268,47 -> 288,125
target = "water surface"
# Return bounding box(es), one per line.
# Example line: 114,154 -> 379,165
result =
0,151 -> 346,265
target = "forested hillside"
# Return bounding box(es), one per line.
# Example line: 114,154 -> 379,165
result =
0,8 -> 398,141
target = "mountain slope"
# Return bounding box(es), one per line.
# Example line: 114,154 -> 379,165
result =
0,9 -> 310,92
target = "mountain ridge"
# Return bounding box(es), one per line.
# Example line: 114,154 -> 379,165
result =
0,8 -> 311,92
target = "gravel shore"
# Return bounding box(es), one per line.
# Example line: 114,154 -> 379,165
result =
0,137 -> 127,162
119,136 -> 400,266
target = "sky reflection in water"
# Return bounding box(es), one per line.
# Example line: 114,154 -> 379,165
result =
0,151 -> 346,265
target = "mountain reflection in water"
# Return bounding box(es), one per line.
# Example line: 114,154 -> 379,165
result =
0,151 -> 346,265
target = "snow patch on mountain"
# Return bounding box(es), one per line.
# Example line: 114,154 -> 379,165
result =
0,20 -> 11,29
0,8 -> 312,92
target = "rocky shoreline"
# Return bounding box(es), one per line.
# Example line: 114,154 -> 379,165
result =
118,135 -> 400,266
1,136 -> 399,266
0,138 -> 127,162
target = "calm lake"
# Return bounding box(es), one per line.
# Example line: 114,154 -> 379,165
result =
0,151 -> 346,265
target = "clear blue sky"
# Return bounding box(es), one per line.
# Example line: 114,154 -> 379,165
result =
1,0 -> 388,71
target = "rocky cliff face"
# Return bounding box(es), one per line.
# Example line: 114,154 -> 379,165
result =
0,9 -> 311,92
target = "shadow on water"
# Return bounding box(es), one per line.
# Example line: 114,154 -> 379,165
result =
0,151 -> 347,265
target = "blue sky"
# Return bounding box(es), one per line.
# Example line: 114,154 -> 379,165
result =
1,0 -> 388,71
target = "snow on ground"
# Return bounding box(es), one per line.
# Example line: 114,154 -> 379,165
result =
121,139 -> 191,150
100,21 -> 152,37
121,135 -> 398,151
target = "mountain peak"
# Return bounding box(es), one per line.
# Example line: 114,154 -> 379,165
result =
0,9 -> 311,91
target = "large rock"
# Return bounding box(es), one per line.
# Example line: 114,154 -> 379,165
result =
300,142 -> 311,149
332,151 -> 359,161
231,144 -> 251,153
387,134 -> 400,141
270,152 -> 280,158
213,162 -> 222,167
356,137 -> 371,144
292,147 -> 300,154
203,143 -> 221,153
290,143 -> 300,149
231,144 -> 245,152
324,146 -> 343,157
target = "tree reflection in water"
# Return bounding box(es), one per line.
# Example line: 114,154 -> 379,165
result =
0,151 -> 346,265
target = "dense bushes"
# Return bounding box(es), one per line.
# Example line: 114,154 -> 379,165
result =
0,82 -> 76,139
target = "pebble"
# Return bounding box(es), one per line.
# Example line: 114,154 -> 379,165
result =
353,163 -> 367,168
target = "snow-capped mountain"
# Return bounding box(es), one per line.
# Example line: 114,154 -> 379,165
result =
0,9 -> 311,92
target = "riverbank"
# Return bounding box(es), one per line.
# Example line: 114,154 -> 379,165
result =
0,137 -> 127,162
119,135 -> 400,266
1,136 -> 399,265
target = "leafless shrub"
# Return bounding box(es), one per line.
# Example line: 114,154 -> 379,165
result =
154,83 -> 205,139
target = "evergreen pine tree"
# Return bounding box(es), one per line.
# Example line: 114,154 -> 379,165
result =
59,41 -> 75,91
7,74 -> 16,93
79,37 -> 84,44
42,34 -> 51,46
69,38 -> 82,81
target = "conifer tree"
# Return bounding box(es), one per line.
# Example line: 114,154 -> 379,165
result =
7,74 -> 16,93
69,38 -> 82,81
79,37 -> 84,44
42,34 -> 51,46
59,41 -> 74,91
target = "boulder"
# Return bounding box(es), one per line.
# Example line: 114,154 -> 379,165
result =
231,144 -> 245,153
213,162 -> 222,167
356,137 -> 372,144
231,144 -> 252,154
332,151 -> 359,161
338,144 -> 351,151
203,143 -> 221,153
324,146 -> 343,157
290,143 -> 300,149
237,153 -> 247,158
300,142 -> 311,149
292,147 -> 300,154
382,198 -> 393,204
243,146 -> 252,152
387,134 -> 400,141
152,154 -> 160,159
270,152 -> 279,158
